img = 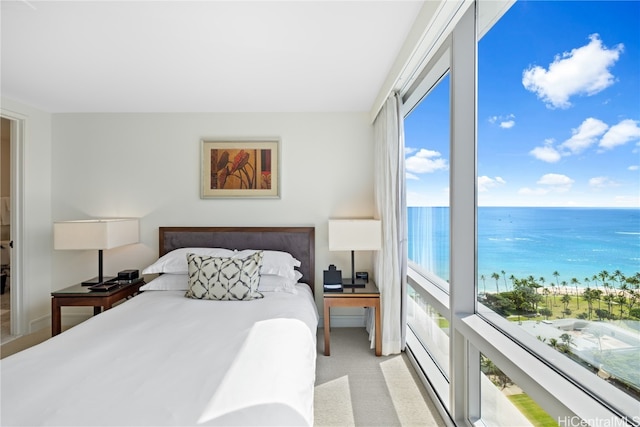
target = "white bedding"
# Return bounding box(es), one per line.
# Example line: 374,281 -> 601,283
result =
1,284 -> 318,426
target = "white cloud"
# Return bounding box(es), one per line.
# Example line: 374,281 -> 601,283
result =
406,172 -> 420,181
599,119 -> 640,150
536,173 -> 575,192
560,117 -> 609,154
478,176 -> 506,192
517,173 -> 575,196
405,148 -> 448,174
589,176 -> 618,189
522,34 -> 623,109
629,165 -> 639,171
530,144 -> 562,163
489,114 -> 515,129
531,117 -> 639,163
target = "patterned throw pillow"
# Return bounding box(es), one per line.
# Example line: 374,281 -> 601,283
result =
185,251 -> 264,301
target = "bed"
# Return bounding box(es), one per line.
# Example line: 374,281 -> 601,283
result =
1,226 -> 318,426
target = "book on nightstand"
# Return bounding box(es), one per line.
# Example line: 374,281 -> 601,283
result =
323,283 -> 343,292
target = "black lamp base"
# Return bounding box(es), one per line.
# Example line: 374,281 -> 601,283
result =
342,278 -> 367,288
80,249 -> 116,285
81,276 -> 116,286
343,249 -> 367,288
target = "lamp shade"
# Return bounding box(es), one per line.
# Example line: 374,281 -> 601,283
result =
328,219 -> 382,251
54,219 -> 139,250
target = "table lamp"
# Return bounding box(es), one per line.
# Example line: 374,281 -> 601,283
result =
328,219 -> 382,288
54,218 -> 139,285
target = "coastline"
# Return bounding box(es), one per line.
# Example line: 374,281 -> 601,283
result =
479,285 -> 637,299
410,206 -> 640,286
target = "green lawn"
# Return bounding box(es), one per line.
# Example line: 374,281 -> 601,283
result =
518,291 -> 629,322
508,393 -> 558,427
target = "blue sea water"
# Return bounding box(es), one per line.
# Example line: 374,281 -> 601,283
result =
407,207 -> 640,288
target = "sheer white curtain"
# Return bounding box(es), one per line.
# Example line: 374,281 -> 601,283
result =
369,92 -> 407,355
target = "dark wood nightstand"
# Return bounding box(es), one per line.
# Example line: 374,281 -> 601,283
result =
323,281 -> 381,356
51,280 -> 144,336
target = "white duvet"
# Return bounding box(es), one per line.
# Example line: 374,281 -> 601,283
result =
1,285 -> 318,426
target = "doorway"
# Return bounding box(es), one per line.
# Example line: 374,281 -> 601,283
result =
1,117 -> 12,343
0,114 -> 24,344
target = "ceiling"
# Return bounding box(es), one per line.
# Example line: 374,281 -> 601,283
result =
1,1 -> 423,113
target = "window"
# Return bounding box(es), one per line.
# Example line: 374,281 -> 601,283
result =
404,48 -> 453,410
477,0 -> 640,403
406,73 -> 450,286
402,1 -> 640,425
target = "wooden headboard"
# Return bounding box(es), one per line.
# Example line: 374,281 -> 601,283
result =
158,227 -> 315,294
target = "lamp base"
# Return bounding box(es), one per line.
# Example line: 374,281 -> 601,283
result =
81,276 -> 116,286
342,278 -> 367,288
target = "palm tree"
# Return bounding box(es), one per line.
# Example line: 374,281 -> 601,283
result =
561,280 -> 568,298
603,293 -> 615,315
582,288 -> 600,320
613,270 -> 624,293
542,287 -> 550,308
553,270 -> 560,289
615,293 -> 626,319
571,277 -> 580,310
538,277 -> 556,305
559,333 -> 574,354
561,294 -> 571,317
538,276 -> 545,303
479,274 -> 487,296
587,276 -> 601,310
501,270 -> 508,292
491,272 -> 500,294
625,275 -> 640,316
599,270 -> 610,296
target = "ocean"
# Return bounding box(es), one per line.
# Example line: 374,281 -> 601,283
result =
407,207 -> 640,289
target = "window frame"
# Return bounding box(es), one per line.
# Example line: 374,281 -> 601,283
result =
402,1 -> 639,425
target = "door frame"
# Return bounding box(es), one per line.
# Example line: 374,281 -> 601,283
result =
1,111 -> 26,337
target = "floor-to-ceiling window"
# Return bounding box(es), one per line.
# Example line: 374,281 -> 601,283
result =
403,1 -> 639,425
404,42 -> 453,409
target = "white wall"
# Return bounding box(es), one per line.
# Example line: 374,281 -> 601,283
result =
1,97 -> 53,333
51,112 -> 376,319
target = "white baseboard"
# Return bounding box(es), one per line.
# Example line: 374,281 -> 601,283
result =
29,315 -> 50,333
29,313 -> 92,333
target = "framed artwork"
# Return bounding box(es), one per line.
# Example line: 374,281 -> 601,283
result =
201,139 -> 279,198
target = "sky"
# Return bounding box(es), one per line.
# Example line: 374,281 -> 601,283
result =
404,0 -> 640,207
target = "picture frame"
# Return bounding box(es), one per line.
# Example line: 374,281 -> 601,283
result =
201,139 -> 280,198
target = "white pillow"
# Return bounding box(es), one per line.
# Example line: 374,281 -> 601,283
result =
142,248 -> 234,274
234,249 -> 301,279
140,270 -> 303,293
259,271 -> 303,294
140,274 -> 189,291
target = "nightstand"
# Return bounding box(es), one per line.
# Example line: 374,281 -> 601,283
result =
323,281 -> 381,356
51,279 -> 144,336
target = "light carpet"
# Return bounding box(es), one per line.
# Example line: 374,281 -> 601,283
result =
315,327 -> 446,427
